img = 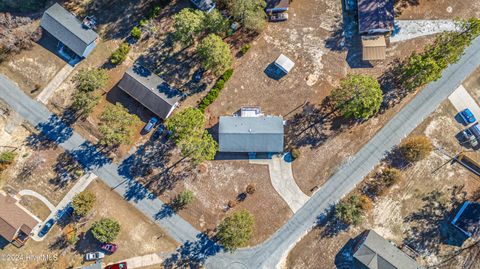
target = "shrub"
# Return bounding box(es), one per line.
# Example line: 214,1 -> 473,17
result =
228,200 -> 237,208
335,195 -> 364,225
147,5 -> 162,19
110,43 -> 130,65
72,190 -> 96,217
91,218 -> 120,243
358,195 -> 373,211
379,167 -> 403,187
246,184 -> 256,195
198,69 -> 234,111
130,27 -> 142,39
0,151 -> 16,164
175,189 -> 195,208
291,148 -> 300,160
399,135 -> 433,162
139,19 -> 148,27
240,44 -> 251,54
217,209 -> 254,251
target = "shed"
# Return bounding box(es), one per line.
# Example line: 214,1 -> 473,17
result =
219,116 -> 284,153
0,192 -> 39,246
353,230 -> 423,269
357,0 -> 394,35
118,64 -> 181,119
362,35 -> 387,61
451,201 -> 480,238
40,3 -> 98,58
274,54 -> 295,74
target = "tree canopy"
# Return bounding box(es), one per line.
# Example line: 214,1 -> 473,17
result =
217,209 -> 254,251
173,8 -> 206,45
73,68 -> 109,93
230,0 -> 266,32
91,218 -> 121,243
178,130 -> 218,164
72,190 -> 96,217
204,9 -> 229,36
174,189 -> 195,209
331,74 -> 383,120
99,103 -> 140,147
335,195 -> 364,225
166,107 -> 205,141
197,34 -> 232,76
399,135 -> 433,162
71,91 -> 99,119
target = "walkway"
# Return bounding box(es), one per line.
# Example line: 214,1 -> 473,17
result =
106,252 -> 172,268
17,189 -> 56,212
36,63 -> 75,104
250,154 -> 309,213
1,35 -> 480,268
30,172 -> 97,241
391,20 -> 458,43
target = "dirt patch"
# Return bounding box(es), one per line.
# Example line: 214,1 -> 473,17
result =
396,0 -> 480,20
286,98 -> 480,269
19,195 -> 51,220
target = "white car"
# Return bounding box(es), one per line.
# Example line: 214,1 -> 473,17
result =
85,251 -> 105,261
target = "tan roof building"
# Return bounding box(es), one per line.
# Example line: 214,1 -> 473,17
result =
362,35 -> 387,61
0,192 -> 39,245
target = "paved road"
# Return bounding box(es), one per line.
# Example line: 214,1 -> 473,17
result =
2,35 -> 480,268
0,75 -> 200,244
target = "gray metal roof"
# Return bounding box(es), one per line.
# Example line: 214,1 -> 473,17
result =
40,3 -> 98,56
118,64 -> 181,119
353,230 -> 422,269
219,116 -> 284,152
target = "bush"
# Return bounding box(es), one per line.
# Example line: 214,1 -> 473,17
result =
217,209 -> 254,251
198,69 -> 234,111
175,189 -> 195,208
147,5 -> 162,19
72,190 -> 96,217
91,218 -> 120,243
399,135 -> 433,162
131,27 -> 142,39
335,195 -> 364,225
0,151 -> 16,164
291,148 -> 300,160
228,200 -> 237,208
139,19 -> 148,27
110,43 -> 130,65
379,167 -> 403,187
246,184 -> 256,195
240,44 -> 251,54
358,195 -> 373,211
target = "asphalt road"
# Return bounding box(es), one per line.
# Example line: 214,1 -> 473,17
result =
1,35 -> 480,269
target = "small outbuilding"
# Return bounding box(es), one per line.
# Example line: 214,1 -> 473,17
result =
274,54 -> 295,74
361,35 -> 387,61
40,3 -> 98,61
118,64 -> 181,120
353,230 -> 423,269
451,201 -> 480,239
218,112 -> 284,153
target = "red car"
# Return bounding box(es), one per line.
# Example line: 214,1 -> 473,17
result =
104,262 -> 127,269
100,243 -> 118,253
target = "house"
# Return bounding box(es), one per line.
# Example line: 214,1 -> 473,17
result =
451,201 -> 480,239
361,35 -> 387,61
0,192 -> 40,247
118,64 -> 181,120
353,230 -> 423,269
218,108 -> 284,153
357,0 -> 394,61
40,3 -> 98,62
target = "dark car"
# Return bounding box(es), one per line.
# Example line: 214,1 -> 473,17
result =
105,262 -> 127,269
101,243 -> 118,253
268,12 -> 288,22
38,219 -> 55,238
144,117 -> 158,133
460,108 -> 476,124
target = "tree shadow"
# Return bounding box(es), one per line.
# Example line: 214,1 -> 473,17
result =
163,233 -> 222,268
74,230 -> 101,254
316,207 -> 350,238
378,58 -> 410,111
49,151 -> 83,189
26,114 -> 73,149
403,187 -> 468,255
154,203 -> 176,220
285,99 -> 350,149
394,0 -> 420,16
69,141 -> 112,171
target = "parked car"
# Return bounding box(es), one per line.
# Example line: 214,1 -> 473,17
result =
38,218 -> 55,238
100,243 -> 118,253
462,129 -> 479,148
105,262 -> 127,269
460,108 -> 476,124
85,252 -> 105,261
152,124 -> 165,140
268,12 -> 288,22
144,117 -> 158,133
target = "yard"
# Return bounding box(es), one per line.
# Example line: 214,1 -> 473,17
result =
286,68 -> 480,268
0,180 -> 177,269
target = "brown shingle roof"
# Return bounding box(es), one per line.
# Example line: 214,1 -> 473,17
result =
362,35 -> 387,61
0,193 -> 39,241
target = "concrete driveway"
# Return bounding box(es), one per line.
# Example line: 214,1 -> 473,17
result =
250,154 -> 309,213
448,85 -> 480,125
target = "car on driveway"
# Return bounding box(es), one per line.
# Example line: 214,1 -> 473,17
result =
268,12 -> 288,22
144,117 -> 158,133
85,251 -> 105,261
460,108 -> 476,124
101,243 -> 118,253
105,262 -> 127,269
38,218 -> 55,238
462,129 -> 479,148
